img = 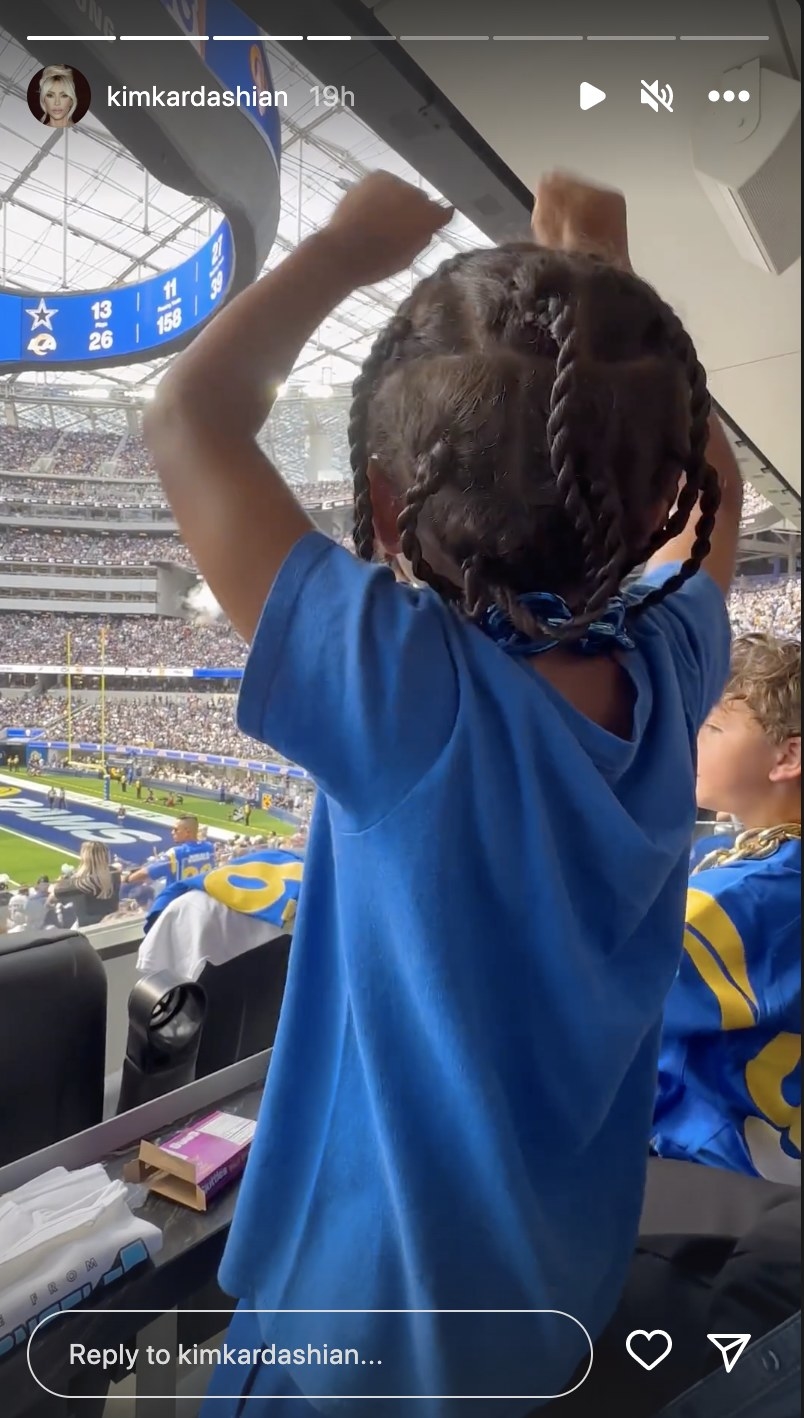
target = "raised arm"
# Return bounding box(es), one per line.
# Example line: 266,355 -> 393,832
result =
532,172 -> 743,596
144,174 -> 453,644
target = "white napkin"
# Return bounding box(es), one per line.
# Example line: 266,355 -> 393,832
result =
0,1163 -> 162,1357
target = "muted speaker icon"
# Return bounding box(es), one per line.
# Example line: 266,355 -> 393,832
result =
641,79 -> 674,113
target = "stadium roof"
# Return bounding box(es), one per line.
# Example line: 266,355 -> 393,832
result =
0,25 -> 491,399
0,26 -> 799,536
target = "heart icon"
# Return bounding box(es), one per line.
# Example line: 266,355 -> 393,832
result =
626,1329 -> 673,1371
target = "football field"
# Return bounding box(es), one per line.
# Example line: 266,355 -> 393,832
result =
0,825 -> 78,884
0,769 -> 294,887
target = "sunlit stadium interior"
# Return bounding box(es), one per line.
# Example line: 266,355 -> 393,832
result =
0,2 -> 800,1416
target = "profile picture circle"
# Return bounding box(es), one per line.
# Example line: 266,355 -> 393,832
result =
27,64 -> 91,129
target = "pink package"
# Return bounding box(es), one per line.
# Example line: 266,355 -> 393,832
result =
126,1111 -> 257,1210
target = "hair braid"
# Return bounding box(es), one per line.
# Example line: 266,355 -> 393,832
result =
349,253 -> 474,562
545,297 -> 603,596
345,241 -> 720,643
397,439 -> 462,601
576,501 -> 630,621
630,318 -> 721,617
349,312 -> 414,560
540,293 -> 633,639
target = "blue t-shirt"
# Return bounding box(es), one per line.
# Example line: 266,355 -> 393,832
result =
654,839 -> 801,1183
220,532 -> 730,1416
145,838 -> 216,884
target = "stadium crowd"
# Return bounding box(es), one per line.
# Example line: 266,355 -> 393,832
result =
0,427 -> 59,468
2,419 -> 351,497
0,529 -> 193,567
0,476 -> 167,507
0,611 -> 242,665
0,473 -> 349,510
728,577 -> 801,638
1,576 -> 799,670
52,431 -> 122,474
0,690 -> 285,763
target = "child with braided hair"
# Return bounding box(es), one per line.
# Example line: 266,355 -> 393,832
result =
146,171 -> 743,1416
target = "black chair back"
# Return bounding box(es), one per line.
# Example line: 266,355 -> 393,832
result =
0,929 -> 107,1166
194,933 -> 291,1078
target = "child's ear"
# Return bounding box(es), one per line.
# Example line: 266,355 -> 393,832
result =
769,736 -> 802,784
366,459 -> 403,555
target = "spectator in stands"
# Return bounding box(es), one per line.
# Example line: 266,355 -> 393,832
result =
0,610 -> 247,668
49,842 -> 121,928
0,688 -> 296,766
0,875 -> 12,934
654,635 -> 801,1182
0,572 -> 797,678
2,879 -> 51,933
147,171 -> 746,1410
27,877 -> 51,931
0,529 -> 191,568
0,475 -> 166,506
124,813 -> 215,890
729,577 -> 801,640
5,890 -> 32,933
0,427 -> 58,467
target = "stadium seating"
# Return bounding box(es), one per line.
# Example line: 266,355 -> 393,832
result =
193,932 -> 292,1079
0,579 -> 799,676
0,418 -> 352,501
657,1313 -> 800,1416
0,929 -> 107,1166
544,1157 -> 802,1417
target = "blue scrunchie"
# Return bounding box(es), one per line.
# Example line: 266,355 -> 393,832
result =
479,590 -> 636,658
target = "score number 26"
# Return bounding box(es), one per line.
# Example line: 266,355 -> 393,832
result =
89,298 -> 113,351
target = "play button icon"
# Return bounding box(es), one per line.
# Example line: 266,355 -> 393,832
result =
580,82 -> 607,111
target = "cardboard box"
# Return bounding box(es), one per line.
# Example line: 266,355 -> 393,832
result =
125,1111 -> 257,1211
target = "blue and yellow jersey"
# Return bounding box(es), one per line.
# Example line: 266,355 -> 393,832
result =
145,846 -> 303,934
146,838 -> 216,885
654,834 -> 801,1183
689,827 -> 736,872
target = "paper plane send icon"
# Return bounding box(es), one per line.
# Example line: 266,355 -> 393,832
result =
707,1334 -> 752,1373
580,82 -> 606,111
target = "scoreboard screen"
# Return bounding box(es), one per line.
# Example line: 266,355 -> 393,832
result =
0,220 -> 234,369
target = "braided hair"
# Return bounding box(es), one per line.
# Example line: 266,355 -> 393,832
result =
349,244 -> 720,642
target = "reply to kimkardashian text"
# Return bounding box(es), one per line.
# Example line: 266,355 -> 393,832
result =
68,1342 -> 378,1375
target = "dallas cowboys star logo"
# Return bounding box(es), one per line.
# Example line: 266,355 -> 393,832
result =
25,297 -> 58,331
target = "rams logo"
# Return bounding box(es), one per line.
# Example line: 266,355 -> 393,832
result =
0,785 -> 20,797
27,333 -> 57,357
207,856 -> 303,923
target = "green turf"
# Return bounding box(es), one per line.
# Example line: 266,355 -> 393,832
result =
11,769 -> 295,839
0,826 -> 78,887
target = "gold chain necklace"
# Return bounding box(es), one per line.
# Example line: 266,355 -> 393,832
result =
693,823 -> 802,875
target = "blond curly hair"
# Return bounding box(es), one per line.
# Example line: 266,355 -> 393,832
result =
725,634 -> 801,743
